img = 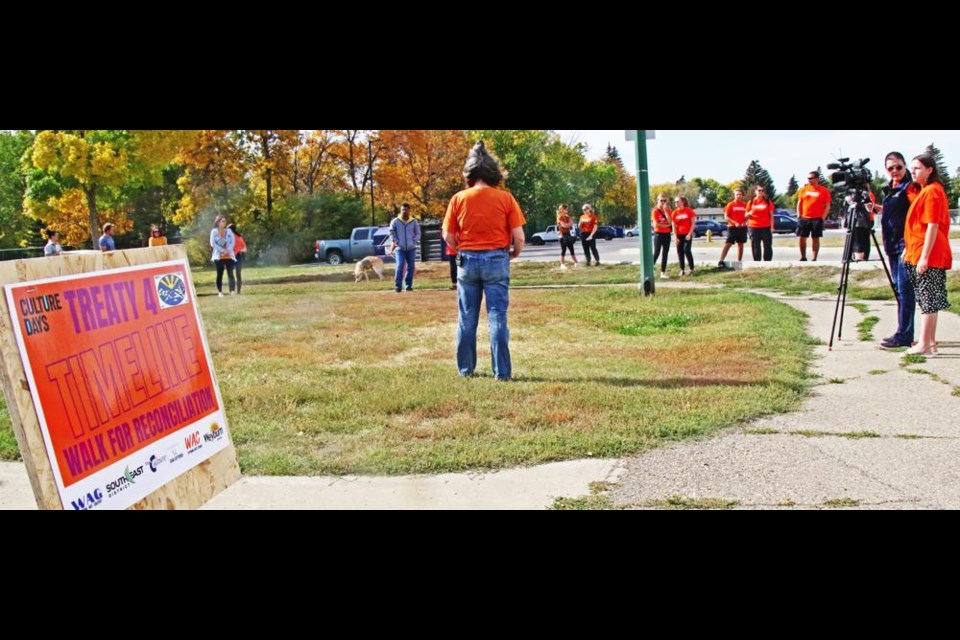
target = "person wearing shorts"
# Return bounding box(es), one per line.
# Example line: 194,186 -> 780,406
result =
796,171 -> 831,262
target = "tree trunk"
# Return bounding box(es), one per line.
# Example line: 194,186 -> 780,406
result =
85,185 -> 99,247
261,135 -> 273,216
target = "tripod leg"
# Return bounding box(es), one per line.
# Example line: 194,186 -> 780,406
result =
829,232 -> 855,350
838,256 -> 852,341
872,231 -> 899,304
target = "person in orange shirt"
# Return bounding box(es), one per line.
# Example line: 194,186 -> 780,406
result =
745,186 -> 774,261
229,223 -> 247,295
148,224 -> 168,247
672,196 -> 696,276
579,204 -> 601,266
796,171 -> 832,262
718,188 -> 748,267
443,141 -> 526,381
556,204 -> 579,269
651,194 -> 673,278
903,154 -> 952,356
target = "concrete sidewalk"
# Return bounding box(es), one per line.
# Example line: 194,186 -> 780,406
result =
0,458 -> 620,511
2,290 -> 958,510
610,293 -> 960,509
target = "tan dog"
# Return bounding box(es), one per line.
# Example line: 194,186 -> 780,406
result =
354,256 -> 385,283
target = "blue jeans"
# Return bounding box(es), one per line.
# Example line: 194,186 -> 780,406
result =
891,250 -> 916,345
394,248 -> 416,289
457,250 -> 511,379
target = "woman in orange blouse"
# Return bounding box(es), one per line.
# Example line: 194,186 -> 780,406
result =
672,196 -> 696,276
556,204 -> 579,269
904,154 -> 952,356
745,186 -> 774,262
652,194 -> 673,278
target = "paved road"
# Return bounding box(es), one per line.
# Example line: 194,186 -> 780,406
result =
519,230 -> 960,270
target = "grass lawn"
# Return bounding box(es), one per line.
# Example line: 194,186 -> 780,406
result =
0,261 -> 852,474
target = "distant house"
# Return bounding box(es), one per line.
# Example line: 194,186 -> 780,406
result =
695,207 -> 726,223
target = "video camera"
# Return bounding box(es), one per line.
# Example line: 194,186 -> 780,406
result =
827,157 -> 871,189
827,157 -> 873,230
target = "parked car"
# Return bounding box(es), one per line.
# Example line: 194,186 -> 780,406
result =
773,213 -> 799,234
823,217 -> 841,230
595,226 -> 618,241
372,228 -> 393,258
531,225 -> 562,245
625,226 -> 647,237
693,219 -> 727,238
315,226 -> 385,264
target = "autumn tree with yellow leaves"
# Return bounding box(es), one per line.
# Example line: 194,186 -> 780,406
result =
376,130 -> 468,219
25,130 -> 187,247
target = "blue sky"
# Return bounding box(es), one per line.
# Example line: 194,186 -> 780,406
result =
555,130 -> 960,195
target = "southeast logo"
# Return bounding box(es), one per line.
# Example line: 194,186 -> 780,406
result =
155,273 -> 188,309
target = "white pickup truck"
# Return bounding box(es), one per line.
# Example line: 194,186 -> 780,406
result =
531,225 -> 565,246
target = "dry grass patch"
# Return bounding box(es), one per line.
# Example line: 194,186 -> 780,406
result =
2,270 -> 817,472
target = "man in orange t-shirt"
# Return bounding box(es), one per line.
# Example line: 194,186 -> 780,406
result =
796,171 -> 832,261
719,189 -> 748,267
443,142 -> 526,381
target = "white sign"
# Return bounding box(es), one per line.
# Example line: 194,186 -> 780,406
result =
624,130 -> 656,141
4,259 -> 231,510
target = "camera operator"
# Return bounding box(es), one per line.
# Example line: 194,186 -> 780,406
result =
904,154 -> 952,356
796,170 -> 832,262
876,152 -> 916,350
847,189 -> 877,261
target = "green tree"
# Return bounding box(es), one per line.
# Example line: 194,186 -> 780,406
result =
598,149 -> 637,226
467,129 -> 556,234
692,177 -> 732,208
604,144 -> 624,169
0,130 -> 35,249
740,160 -> 778,201
25,130 -> 184,246
786,175 -> 799,197
925,143 -> 957,205
954,168 -> 960,210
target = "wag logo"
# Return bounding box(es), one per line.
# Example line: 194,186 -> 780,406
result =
155,273 -> 188,309
184,431 -> 203,454
70,488 -> 104,511
203,422 -> 224,444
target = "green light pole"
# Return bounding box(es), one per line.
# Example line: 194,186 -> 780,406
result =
632,130 -> 655,295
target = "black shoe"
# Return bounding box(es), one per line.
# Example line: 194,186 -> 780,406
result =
405,286 -> 413,292
880,337 -> 910,350
717,261 -> 726,269
395,287 -> 402,293
800,257 -> 808,262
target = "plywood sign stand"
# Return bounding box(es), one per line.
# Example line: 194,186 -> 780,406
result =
0,246 -> 241,509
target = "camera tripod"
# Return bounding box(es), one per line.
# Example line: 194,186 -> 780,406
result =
828,225 -> 898,350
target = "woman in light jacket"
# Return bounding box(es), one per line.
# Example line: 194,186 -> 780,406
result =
210,215 -> 236,297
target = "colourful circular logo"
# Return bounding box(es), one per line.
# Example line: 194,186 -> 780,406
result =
157,274 -> 186,306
